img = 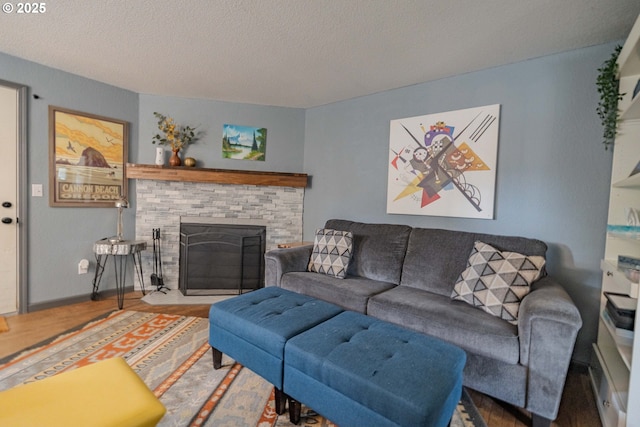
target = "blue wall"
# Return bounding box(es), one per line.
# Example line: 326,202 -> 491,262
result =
137,94 -> 305,171
302,43 -> 616,363
0,51 -> 139,306
0,53 -> 305,308
1,41 -> 616,363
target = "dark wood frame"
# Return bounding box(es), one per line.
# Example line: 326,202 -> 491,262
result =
49,106 -> 128,207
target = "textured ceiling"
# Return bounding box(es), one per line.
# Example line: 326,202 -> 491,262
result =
1,0 -> 639,108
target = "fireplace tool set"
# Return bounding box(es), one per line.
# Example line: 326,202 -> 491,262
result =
151,228 -> 169,293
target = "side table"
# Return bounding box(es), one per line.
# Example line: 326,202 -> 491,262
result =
91,239 -> 147,309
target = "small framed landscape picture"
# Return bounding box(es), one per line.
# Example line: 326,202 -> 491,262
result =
49,106 -> 128,207
222,124 -> 266,161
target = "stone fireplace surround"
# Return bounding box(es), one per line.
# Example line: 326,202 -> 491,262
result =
131,166 -> 306,291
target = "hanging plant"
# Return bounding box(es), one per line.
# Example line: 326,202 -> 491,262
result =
596,45 -> 624,150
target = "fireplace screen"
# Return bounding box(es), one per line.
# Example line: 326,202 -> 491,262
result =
179,223 -> 266,295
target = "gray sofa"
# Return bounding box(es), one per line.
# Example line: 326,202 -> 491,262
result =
265,219 -> 582,426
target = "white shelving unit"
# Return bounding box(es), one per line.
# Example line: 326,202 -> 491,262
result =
590,13 -> 640,427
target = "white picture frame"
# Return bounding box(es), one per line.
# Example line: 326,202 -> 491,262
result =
387,104 -> 500,219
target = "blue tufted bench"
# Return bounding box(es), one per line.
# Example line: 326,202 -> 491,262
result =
209,287 -> 343,413
210,288 -> 466,426
284,311 -> 467,427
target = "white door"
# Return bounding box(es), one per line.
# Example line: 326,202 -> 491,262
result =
0,84 -> 19,314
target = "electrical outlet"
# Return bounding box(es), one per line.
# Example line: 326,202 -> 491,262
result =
78,259 -> 89,274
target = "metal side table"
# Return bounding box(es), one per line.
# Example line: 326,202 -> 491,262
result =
91,239 -> 147,309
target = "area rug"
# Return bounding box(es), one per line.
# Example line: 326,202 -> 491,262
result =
0,317 -> 8,333
0,310 -> 486,427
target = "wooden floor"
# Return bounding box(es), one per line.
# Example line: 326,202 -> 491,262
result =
0,292 -> 601,427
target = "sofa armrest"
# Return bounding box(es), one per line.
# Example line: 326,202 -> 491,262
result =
517,276 -> 582,420
264,245 -> 313,286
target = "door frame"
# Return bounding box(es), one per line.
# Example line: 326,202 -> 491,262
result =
0,79 -> 28,313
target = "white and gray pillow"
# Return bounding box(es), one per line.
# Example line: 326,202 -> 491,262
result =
451,241 -> 545,324
308,228 -> 353,279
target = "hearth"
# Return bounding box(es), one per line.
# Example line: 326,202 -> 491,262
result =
179,223 -> 266,295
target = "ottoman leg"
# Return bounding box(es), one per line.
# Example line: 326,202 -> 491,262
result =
274,388 -> 287,415
211,346 -> 222,369
289,397 -> 302,425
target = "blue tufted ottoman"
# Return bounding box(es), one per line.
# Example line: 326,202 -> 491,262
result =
284,311 -> 467,427
209,287 -> 343,413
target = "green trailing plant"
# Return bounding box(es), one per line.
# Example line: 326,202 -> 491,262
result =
596,45 -> 624,150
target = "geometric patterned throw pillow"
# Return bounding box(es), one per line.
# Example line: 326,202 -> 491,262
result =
451,241 -> 546,325
307,228 -> 353,279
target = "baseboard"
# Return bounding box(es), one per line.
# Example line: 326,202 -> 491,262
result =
27,286 -> 134,313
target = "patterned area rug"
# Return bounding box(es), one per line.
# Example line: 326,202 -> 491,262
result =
0,311 -> 486,427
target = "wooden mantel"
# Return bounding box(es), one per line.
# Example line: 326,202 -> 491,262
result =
126,163 -> 308,188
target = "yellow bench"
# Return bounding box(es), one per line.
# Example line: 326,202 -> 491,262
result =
0,357 -> 166,427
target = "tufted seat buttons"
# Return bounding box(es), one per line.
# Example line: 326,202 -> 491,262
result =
284,310 -> 466,427
209,287 -> 343,390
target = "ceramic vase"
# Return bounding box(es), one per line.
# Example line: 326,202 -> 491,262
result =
154,146 -> 164,165
169,148 -> 181,166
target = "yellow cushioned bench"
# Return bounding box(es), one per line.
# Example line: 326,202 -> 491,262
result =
0,357 -> 166,427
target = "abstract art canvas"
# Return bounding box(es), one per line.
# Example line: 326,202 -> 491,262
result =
387,104 -> 500,219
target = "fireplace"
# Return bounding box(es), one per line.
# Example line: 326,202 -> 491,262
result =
179,223 -> 266,295
133,176 -> 305,291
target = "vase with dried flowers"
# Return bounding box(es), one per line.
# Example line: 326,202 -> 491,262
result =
152,112 -> 198,166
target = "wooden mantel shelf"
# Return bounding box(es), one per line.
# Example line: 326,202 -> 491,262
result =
126,163 -> 308,188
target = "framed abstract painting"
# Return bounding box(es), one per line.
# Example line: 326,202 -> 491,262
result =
387,104 -> 500,219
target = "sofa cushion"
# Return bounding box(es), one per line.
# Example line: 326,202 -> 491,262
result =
308,228 -> 353,278
325,219 -> 411,284
451,241 -> 545,324
367,286 -> 520,364
400,227 -> 548,297
280,271 -> 396,313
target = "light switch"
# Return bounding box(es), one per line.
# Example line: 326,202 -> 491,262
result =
32,184 -> 43,197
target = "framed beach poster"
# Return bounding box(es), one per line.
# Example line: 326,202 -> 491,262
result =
387,104 -> 500,219
49,106 -> 128,207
